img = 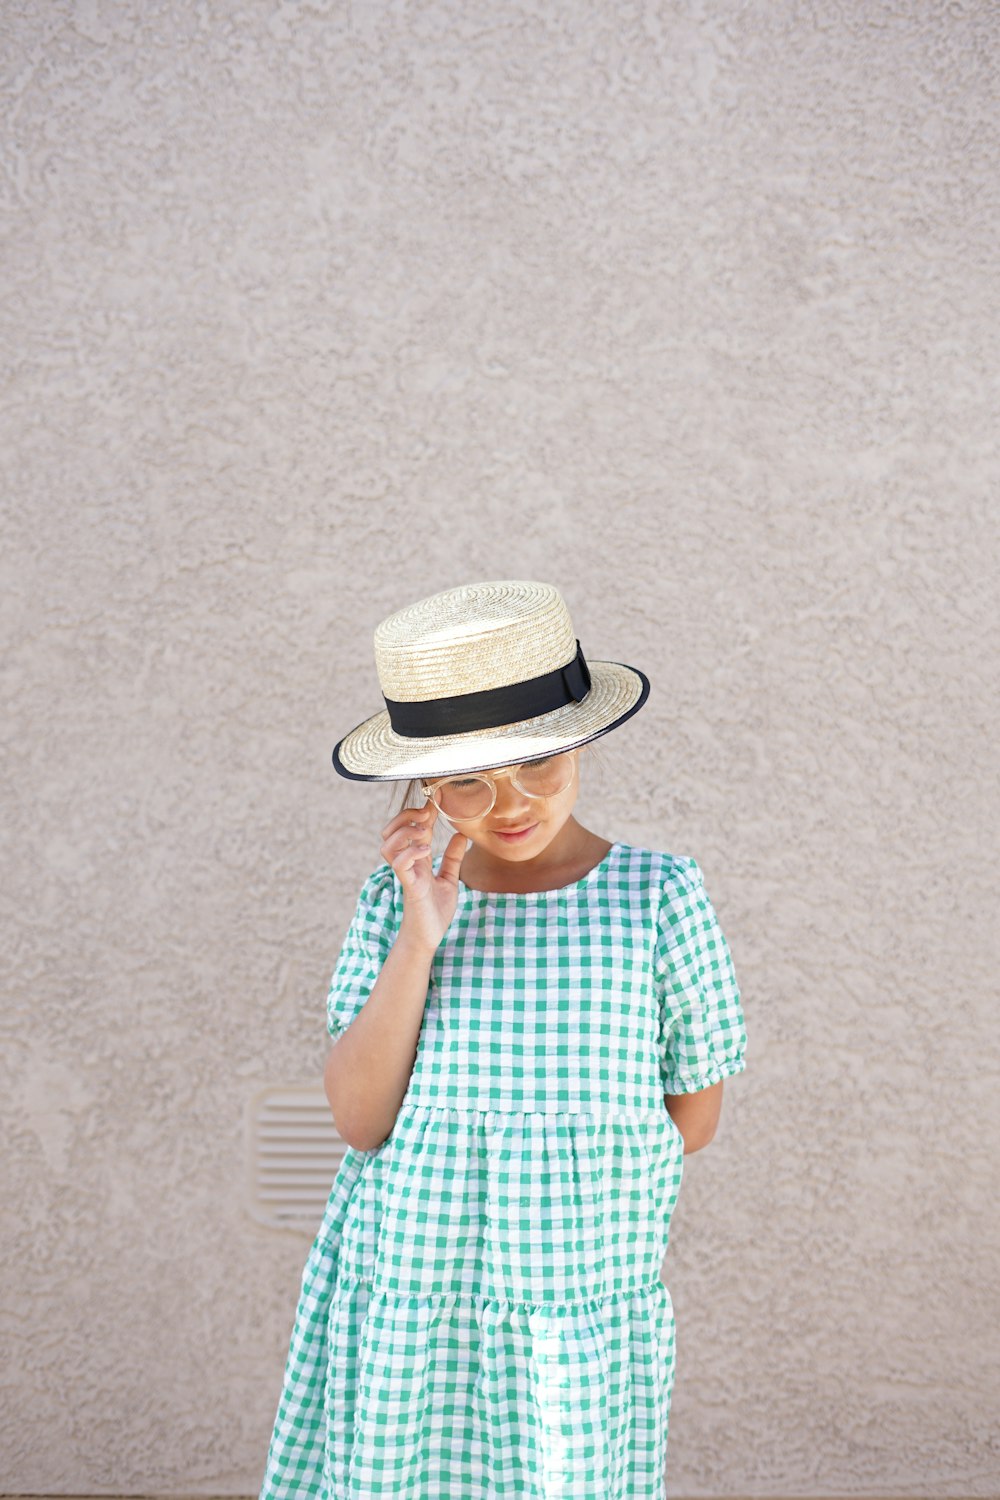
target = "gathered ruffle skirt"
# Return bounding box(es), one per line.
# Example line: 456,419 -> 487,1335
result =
259,1110 -> 680,1500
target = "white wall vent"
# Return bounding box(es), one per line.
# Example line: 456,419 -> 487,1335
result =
246,1086 -> 349,1230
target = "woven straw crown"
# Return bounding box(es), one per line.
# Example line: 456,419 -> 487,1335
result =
332,580 -> 649,782
375,581 -> 577,699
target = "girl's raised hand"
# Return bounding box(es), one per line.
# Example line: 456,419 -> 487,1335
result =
380,802 -> 469,955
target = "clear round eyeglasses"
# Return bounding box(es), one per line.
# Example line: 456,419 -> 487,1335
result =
420,748 -> 578,823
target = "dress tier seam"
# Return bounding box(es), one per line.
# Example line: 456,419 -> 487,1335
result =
319,1271 -> 672,1309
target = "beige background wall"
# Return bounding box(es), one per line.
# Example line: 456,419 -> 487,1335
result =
3,2 -> 998,1495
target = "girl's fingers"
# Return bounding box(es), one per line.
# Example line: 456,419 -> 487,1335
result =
382,819 -> 431,848
381,807 -> 435,842
437,830 -> 471,870
379,806 -> 440,875
394,842 -> 430,879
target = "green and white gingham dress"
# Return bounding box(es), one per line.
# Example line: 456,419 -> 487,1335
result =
260,841 -> 747,1500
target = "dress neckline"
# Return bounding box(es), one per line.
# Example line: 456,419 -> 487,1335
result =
453,840 -> 622,900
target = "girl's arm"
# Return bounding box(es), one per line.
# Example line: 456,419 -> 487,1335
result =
324,924 -> 437,1151
665,1080 -> 724,1153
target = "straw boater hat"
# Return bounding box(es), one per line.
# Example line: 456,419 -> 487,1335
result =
332,579 -> 650,782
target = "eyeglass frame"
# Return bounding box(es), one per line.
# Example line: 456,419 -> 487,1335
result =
420,747 -> 579,822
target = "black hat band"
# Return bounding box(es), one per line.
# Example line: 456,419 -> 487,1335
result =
383,640 -> 593,739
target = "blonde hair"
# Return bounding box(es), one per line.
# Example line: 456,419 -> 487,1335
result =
386,740 -> 607,818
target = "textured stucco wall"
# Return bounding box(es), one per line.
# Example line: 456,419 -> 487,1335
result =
2,1 -> 999,1495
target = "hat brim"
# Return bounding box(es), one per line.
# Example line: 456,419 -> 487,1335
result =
332,661 -> 650,781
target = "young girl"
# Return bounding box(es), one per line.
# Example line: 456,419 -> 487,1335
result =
259,578 -> 748,1500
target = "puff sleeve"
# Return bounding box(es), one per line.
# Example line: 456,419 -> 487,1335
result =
655,856 -> 748,1095
326,861 -> 402,1044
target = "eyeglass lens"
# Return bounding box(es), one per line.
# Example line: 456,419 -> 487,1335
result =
428,752 -> 575,820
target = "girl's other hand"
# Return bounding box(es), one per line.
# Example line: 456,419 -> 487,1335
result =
380,802 -> 468,955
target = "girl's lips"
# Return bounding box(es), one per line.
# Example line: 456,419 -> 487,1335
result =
493,823 -> 538,841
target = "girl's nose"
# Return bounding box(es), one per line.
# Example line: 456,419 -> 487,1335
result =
494,781 -> 533,815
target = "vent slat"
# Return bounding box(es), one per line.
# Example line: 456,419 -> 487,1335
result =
257,1128 -> 340,1140
257,1164 -> 344,1176
257,1140 -> 344,1152
260,1110 -> 334,1122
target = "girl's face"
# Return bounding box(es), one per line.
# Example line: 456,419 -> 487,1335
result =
432,747 -> 586,862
